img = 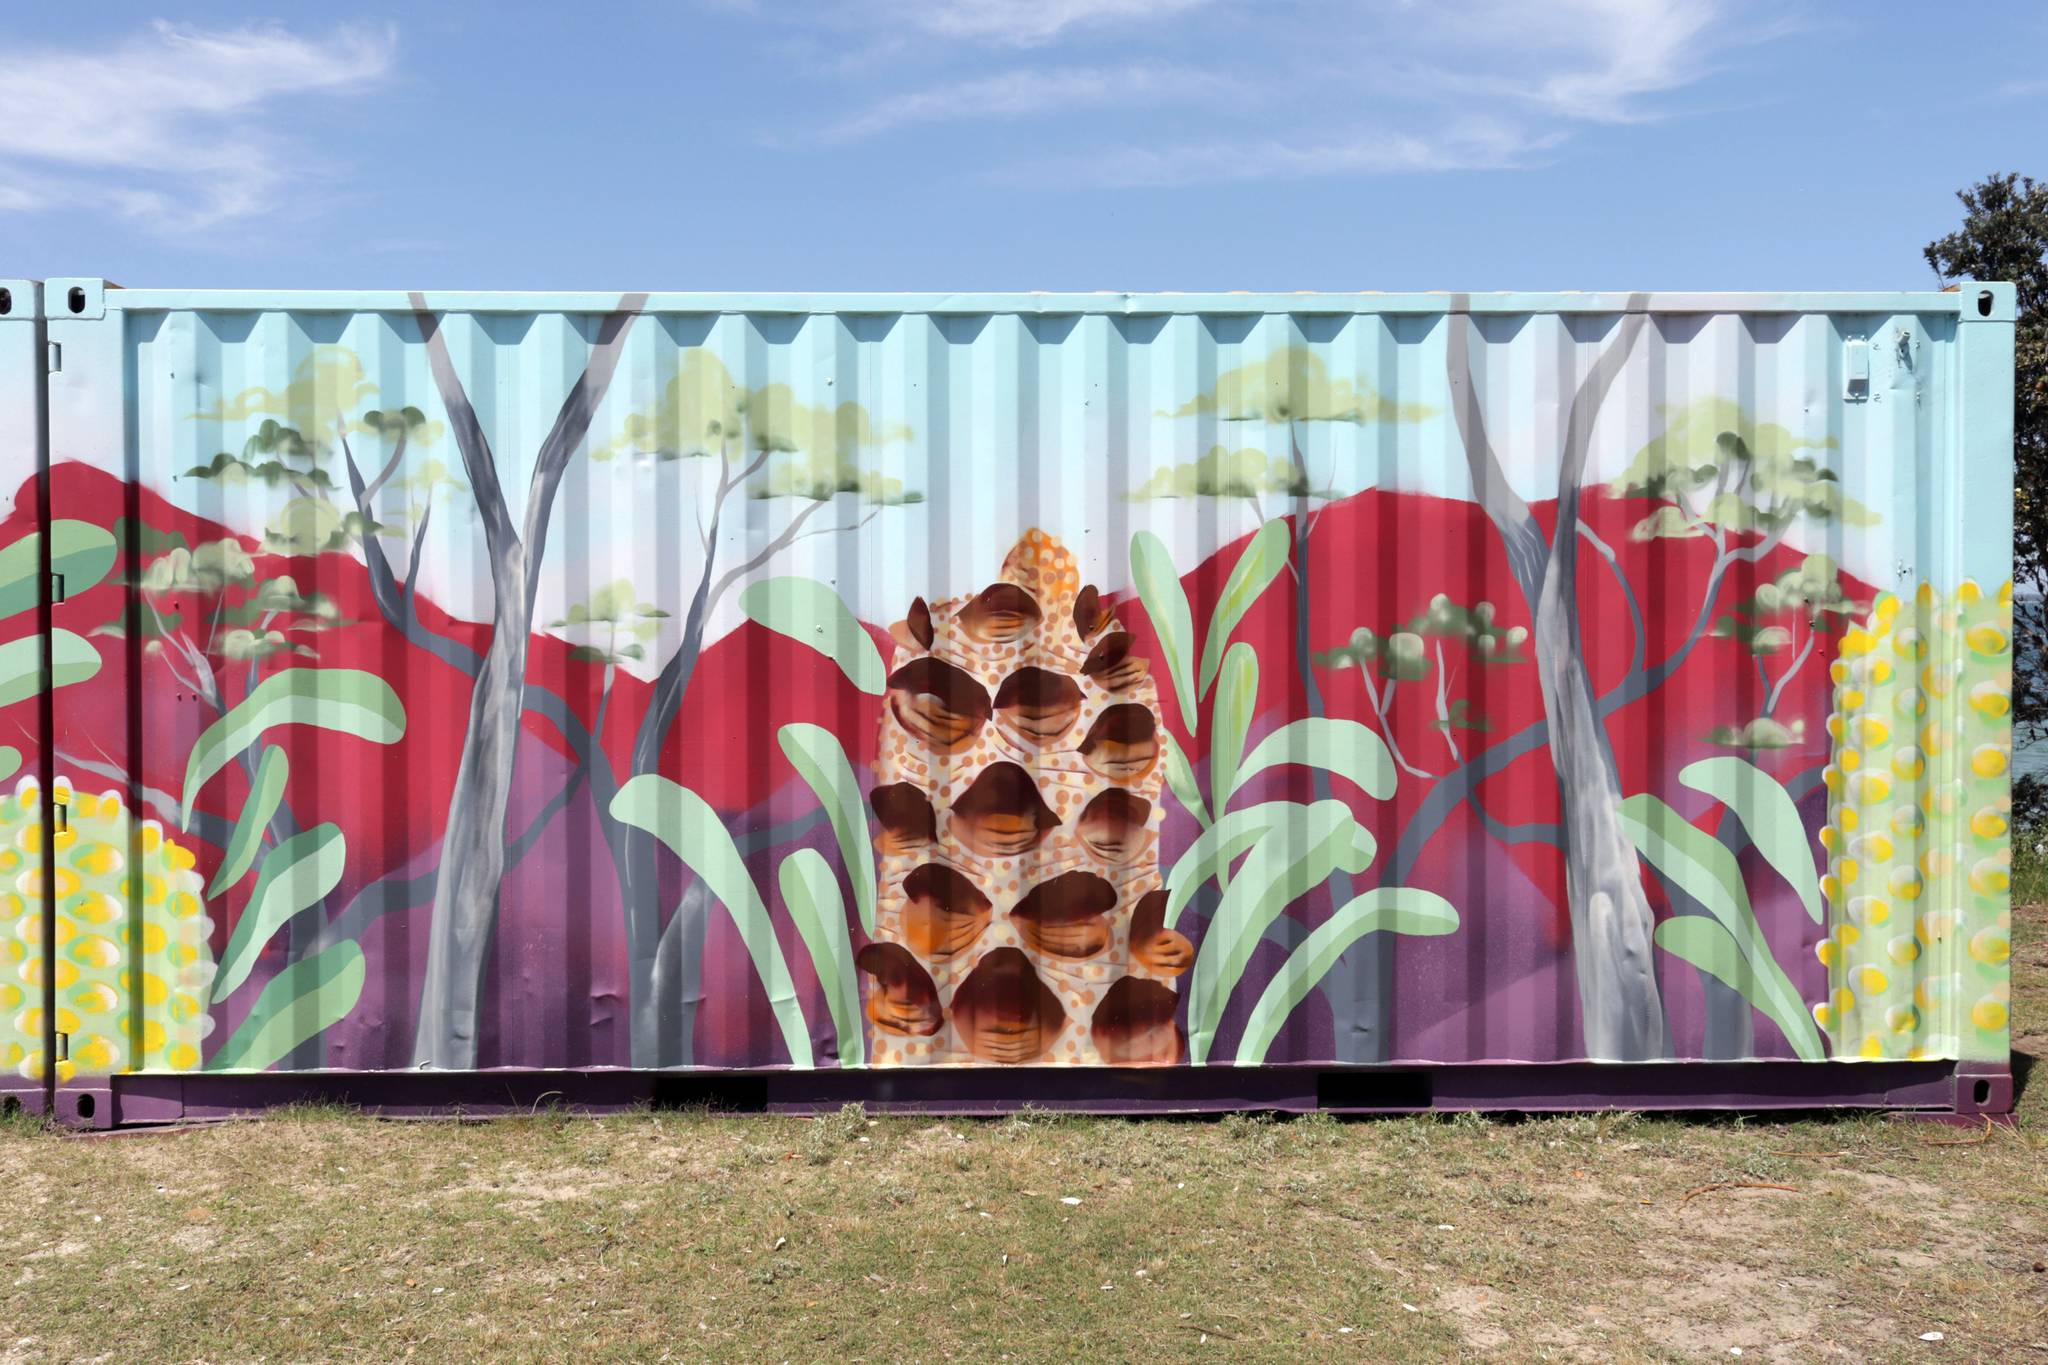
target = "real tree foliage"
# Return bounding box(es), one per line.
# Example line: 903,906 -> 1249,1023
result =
1926,173 -> 2047,819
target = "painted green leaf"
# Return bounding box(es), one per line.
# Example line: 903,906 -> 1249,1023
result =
1129,530 -> 1198,732
0,746 -> 18,784
1235,887 -> 1459,1066
1619,792 -> 1816,1057
0,629 -> 102,711
1654,916 -> 1824,1061
1236,717 -> 1396,801
739,577 -> 884,696
213,824 -> 348,1002
0,521 -> 118,623
1208,642 -> 1259,812
778,848 -> 864,1068
778,722 -> 876,934
179,668 -> 405,827
1199,520 -> 1289,697
1162,741 -> 1210,826
1161,800 -> 1296,927
207,939 -> 365,1072
1186,800 -> 1378,1062
207,745 -> 290,898
1679,756 -> 1824,924
611,774 -> 813,1067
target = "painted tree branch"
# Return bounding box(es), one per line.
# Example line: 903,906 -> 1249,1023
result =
343,439 -> 478,680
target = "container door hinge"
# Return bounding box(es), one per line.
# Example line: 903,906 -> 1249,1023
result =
53,803 -> 67,834
45,341 -> 60,373
54,1033 -> 69,1063
49,571 -> 65,603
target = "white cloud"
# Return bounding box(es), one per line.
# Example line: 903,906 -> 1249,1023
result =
886,0 -> 1216,47
1421,0 -> 1726,123
821,63 -> 1241,142
748,0 -> 1776,187
0,21 -> 395,231
998,119 -> 1555,189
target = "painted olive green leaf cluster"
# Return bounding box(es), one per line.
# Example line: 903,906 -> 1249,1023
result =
1611,397 -> 1877,541
1711,554 -> 1864,656
1705,717 -> 1809,751
185,451 -> 337,488
552,579 -> 672,667
590,348 -> 920,504
139,540 -> 256,596
264,500 -> 385,556
1159,347 -> 1437,427
1316,593 -> 1529,681
1126,445 -> 1328,502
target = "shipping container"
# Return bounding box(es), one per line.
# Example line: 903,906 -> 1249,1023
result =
0,280 -> 2017,1124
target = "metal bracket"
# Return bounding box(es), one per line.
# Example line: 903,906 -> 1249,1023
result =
0,279 -> 36,322
44,277 -> 105,321
1956,281 -> 2017,323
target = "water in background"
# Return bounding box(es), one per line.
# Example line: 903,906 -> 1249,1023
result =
2017,597 -> 2043,782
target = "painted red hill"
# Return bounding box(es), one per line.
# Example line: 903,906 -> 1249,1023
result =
12,462 -> 1855,918
1106,486 -> 1862,948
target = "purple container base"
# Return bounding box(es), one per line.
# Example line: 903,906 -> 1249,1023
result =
2,1059 -> 2017,1132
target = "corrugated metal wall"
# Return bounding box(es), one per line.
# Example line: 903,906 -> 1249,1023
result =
0,284 -> 2017,1106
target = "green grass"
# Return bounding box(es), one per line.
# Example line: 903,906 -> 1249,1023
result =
2,903 -> 2044,1363
2014,821 -> 2048,907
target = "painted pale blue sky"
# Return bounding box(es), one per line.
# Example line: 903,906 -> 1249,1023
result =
0,1 -> 2043,291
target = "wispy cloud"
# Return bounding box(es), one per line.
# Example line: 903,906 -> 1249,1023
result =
1443,0 -> 1726,123
882,0 -> 1216,47
998,120 -> 1556,189
748,0 -> 1780,187
0,21 -> 395,231
821,64 -> 1240,142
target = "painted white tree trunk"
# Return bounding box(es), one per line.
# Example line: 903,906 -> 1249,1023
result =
1448,297 -> 1668,1061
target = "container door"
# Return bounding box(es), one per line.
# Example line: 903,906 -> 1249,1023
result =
38,279 -> 174,1123
0,280 -> 63,1114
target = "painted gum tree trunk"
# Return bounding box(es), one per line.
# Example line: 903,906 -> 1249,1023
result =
1446,296 -> 1668,1061
410,293 -> 646,1069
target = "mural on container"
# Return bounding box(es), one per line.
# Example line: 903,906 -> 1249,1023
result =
0,294 -> 2011,1083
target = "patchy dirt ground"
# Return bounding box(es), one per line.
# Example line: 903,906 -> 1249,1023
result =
1,901 -> 2042,1363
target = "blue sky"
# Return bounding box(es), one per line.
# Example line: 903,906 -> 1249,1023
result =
0,1 -> 2043,292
